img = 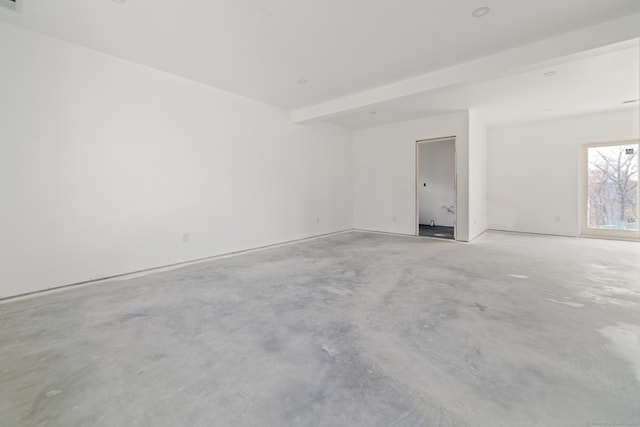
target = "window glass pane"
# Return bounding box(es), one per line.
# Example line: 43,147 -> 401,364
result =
587,143 -> 639,231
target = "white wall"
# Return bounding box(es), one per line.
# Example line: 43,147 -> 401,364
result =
0,23 -> 353,298
469,111 -> 488,240
353,111 -> 473,240
487,109 -> 640,236
418,139 -> 455,226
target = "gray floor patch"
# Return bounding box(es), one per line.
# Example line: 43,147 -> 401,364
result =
1,231 -> 639,426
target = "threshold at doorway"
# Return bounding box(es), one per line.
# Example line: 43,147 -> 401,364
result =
419,224 -> 454,239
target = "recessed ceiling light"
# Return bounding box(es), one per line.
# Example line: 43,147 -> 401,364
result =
472,7 -> 490,18
297,78 -> 308,85
544,108 -> 555,112
622,99 -> 639,104
112,0 -> 126,3
544,71 -> 557,77
369,111 -> 377,115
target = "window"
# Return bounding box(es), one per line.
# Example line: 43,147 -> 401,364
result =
582,141 -> 639,239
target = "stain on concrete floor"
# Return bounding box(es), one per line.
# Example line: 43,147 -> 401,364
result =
1,231 -> 639,426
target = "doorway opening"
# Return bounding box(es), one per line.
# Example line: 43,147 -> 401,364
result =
580,140 -> 639,240
416,137 -> 457,240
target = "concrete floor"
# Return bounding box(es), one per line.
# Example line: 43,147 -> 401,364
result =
1,231 -> 639,427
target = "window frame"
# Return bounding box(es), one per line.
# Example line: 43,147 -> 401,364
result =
579,139 -> 640,240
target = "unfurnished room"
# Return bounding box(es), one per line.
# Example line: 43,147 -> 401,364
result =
1,1 -> 639,426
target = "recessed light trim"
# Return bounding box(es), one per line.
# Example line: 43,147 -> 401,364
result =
369,111 -> 377,115
472,7 -> 490,18
297,78 -> 308,85
622,99 -> 639,104
544,71 -> 557,77
112,0 -> 126,3
544,108 -> 555,112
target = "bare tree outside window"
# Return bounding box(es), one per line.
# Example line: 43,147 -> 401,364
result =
587,143 -> 639,231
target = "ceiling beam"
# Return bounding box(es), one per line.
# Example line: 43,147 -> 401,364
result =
291,14 -> 640,124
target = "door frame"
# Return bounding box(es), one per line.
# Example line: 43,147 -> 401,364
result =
579,139 -> 640,240
415,136 -> 458,240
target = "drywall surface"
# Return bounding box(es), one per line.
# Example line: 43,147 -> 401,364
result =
487,109 -> 640,236
353,111 -> 471,240
418,139 -> 455,226
468,111 -> 488,240
0,23 -> 353,298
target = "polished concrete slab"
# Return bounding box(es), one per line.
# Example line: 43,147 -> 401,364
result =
1,231 -> 639,427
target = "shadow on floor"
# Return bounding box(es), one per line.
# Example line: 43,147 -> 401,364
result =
419,224 -> 454,240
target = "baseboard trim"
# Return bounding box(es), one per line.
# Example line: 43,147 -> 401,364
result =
0,229 -> 355,304
352,228 -> 463,242
487,229 -> 579,238
352,228 -> 416,238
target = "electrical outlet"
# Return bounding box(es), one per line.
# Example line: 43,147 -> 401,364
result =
393,216 -> 397,222
316,217 -> 320,224
182,233 -> 190,243
554,216 -> 560,223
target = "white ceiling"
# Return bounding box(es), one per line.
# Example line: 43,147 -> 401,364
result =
0,0 -> 638,116
329,42 -> 640,129
0,0 -> 640,129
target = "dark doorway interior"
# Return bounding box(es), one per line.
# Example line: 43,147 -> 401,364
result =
419,224 -> 454,240
417,137 -> 456,241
